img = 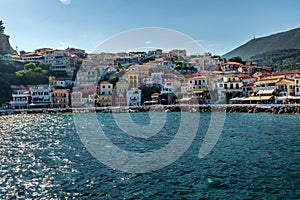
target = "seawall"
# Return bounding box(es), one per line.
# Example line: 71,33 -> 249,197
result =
1,104 -> 300,115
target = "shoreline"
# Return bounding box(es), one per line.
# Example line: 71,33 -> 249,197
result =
1,104 -> 300,115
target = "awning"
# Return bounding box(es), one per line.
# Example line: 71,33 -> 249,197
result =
229,97 -> 246,101
179,98 -> 192,102
229,97 -> 239,101
243,96 -> 273,101
257,89 -> 275,95
277,95 -> 300,100
256,80 -> 277,85
192,89 -> 209,93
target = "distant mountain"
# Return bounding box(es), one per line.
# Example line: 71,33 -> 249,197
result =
223,27 -> 300,60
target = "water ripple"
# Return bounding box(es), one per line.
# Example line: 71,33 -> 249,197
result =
0,113 -> 299,199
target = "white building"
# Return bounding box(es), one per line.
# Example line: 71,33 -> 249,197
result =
127,89 -> 141,106
163,79 -> 181,93
151,72 -> 163,86
187,76 -> 209,90
30,85 -> 51,107
75,69 -> 99,86
49,76 -> 73,89
10,87 -> 30,109
143,76 -> 153,86
216,75 -> 243,102
99,81 -> 113,95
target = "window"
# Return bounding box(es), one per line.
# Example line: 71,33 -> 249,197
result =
219,84 -> 223,87
102,85 -> 105,88
297,88 -> 299,92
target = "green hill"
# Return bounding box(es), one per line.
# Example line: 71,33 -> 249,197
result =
250,49 -> 300,72
223,27 -> 300,60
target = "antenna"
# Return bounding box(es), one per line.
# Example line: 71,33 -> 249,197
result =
253,34 -> 256,40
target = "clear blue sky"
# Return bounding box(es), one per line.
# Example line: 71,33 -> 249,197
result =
1,0 -> 300,55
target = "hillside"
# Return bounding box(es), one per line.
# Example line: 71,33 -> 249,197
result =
223,27 -> 300,60
251,49 -> 300,72
0,60 -> 49,105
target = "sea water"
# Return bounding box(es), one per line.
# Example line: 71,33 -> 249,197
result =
0,112 -> 299,199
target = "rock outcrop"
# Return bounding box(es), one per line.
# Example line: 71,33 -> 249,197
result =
0,33 -> 15,55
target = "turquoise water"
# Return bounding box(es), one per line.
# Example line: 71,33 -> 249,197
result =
0,112 -> 299,199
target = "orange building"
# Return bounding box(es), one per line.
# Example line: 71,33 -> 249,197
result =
50,89 -> 70,108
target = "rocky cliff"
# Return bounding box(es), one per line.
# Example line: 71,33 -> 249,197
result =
0,33 -> 15,55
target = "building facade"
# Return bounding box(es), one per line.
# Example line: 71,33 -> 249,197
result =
127,89 -> 142,106
50,89 -> 70,108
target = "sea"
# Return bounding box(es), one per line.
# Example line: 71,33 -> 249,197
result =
0,112 -> 299,199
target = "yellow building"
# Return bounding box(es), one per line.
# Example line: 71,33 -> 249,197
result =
98,81 -> 113,107
97,95 -> 113,107
126,72 -> 139,88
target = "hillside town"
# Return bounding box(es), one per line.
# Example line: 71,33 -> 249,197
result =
2,47 -> 300,110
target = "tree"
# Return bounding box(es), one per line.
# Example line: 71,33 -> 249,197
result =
0,20 -> 5,34
174,65 -> 182,71
141,85 -> 161,102
24,62 -> 37,71
19,50 -> 26,56
182,65 -> 189,71
109,75 -> 119,86
15,62 -> 46,80
189,66 -> 197,71
117,62 -> 122,68
228,56 -> 244,64
211,55 -> 221,59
